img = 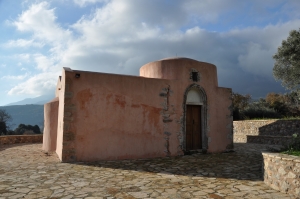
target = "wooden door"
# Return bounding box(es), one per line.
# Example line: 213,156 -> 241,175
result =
186,105 -> 202,150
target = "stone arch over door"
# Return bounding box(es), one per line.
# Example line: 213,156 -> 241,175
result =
182,84 -> 208,152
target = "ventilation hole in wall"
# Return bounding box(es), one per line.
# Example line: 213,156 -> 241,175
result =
192,72 -> 198,82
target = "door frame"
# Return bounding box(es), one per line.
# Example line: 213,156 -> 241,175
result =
182,84 -> 208,152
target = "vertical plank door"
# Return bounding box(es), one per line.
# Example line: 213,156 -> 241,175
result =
186,105 -> 202,150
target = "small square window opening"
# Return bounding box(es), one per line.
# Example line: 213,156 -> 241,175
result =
192,72 -> 198,82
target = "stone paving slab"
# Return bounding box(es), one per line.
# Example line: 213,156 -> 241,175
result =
0,143 -> 294,199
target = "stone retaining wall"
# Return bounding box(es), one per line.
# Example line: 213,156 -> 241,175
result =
247,135 -> 293,145
234,120 -> 300,143
262,152 -> 300,197
0,135 -> 43,145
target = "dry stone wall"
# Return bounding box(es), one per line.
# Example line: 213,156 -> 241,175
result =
234,120 -> 300,144
262,152 -> 300,197
247,135 -> 293,145
0,135 -> 43,145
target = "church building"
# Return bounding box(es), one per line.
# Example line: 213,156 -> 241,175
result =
43,57 -> 233,162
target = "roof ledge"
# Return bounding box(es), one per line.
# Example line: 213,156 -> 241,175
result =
63,67 -> 73,72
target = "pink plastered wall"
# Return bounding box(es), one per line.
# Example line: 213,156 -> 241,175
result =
44,57 -> 232,162
55,70 -> 66,160
64,71 -> 177,161
42,97 -> 59,152
140,58 -> 232,153
208,87 -> 233,151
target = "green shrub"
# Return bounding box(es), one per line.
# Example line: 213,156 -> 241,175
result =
14,124 -> 41,135
241,103 -> 281,120
281,133 -> 300,156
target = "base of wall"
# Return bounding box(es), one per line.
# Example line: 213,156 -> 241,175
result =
183,149 -> 207,155
247,135 -> 293,145
262,152 -> 300,197
0,135 -> 43,145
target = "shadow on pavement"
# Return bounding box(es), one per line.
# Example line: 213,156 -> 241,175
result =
72,143 -> 267,181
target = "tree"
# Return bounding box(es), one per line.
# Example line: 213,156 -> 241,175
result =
0,109 -> 12,135
286,91 -> 299,106
273,28 -> 300,91
265,93 -> 287,115
14,124 -> 27,135
232,92 -> 251,111
0,122 -> 8,135
32,125 -> 41,134
0,109 -> 11,124
14,124 -> 41,135
232,92 -> 251,120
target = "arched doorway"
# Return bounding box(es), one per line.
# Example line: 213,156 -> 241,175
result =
183,84 -> 207,152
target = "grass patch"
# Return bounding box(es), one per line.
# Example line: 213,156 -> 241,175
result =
279,133 -> 300,157
279,116 -> 300,120
281,150 -> 300,156
246,117 -> 300,120
247,118 -> 278,120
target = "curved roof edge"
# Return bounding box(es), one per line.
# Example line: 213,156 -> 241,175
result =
158,57 -> 195,61
143,57 -> 214,66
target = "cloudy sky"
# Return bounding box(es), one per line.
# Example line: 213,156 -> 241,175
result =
0,0 -> 299,106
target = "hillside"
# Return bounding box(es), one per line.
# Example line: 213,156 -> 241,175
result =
0,105 -> 44,130
6,95 -> 53,106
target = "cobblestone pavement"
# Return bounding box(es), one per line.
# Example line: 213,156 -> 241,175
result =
0,143 -> 294,199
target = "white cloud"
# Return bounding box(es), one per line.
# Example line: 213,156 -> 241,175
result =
73,0 -> 108,7
183,0 -> 300,31
34,54 -> 55,72
183,0 -> 239,23
7,72 -> 58,95
16,54 -> 31,62
51,1 -> 300,79
227,19 -> 300,77
13,2 -> 72,44
2,73 -> 30,80
5,0 -> 300,99
238,42 -> 274,78
186,27 -> 202,35
4,39 -> 44,48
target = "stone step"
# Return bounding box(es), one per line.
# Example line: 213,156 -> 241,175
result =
233,135 -> 247,143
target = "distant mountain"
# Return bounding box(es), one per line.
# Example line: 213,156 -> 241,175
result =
0,105 -> 44,130
6,94 -> 54,106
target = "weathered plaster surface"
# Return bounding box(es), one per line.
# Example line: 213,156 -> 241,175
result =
55,69 -> 67,160
62,73 -> 77,162
42,97 -> 59,152
44,57 -> 232,161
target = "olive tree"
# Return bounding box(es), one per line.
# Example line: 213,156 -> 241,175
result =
14,124 -> 41,135
0,109 -> 12,135
273,28 -> 300,91
232,92 -> 251,120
